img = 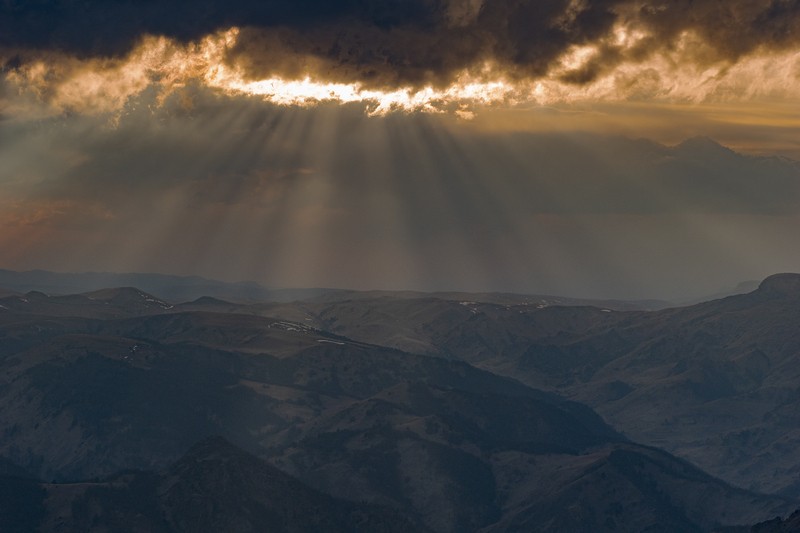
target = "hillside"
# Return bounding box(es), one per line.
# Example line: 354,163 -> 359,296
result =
0,291 -> 794,530
259,274 -> 800,496
0,437 -> 425,533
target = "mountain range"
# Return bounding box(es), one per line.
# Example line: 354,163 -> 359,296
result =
246,274 -> 800,497
0,272 -> 798,531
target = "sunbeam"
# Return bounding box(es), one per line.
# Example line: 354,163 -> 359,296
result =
1,1 -> 800,298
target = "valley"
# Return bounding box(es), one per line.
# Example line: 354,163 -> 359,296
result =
0,274 -> 798,531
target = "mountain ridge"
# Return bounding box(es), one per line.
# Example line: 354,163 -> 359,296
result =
0,268 -> 673,309
1,436 -> 427,533
0,273 -> 798,530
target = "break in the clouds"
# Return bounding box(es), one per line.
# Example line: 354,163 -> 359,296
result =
2,1 -> 800,114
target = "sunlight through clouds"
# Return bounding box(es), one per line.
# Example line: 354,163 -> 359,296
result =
4,24 -> 800,120
1,0 -> 800,299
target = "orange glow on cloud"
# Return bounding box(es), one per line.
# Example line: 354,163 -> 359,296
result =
3,25 -> 800,118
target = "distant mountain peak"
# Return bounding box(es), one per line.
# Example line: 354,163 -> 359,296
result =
673,136 -> 735,156
24,290 -> 49,300
676,135 -> 723,148
189,296 -> 232,306
757,273 -> 800,297
82,287 -> 173,309
84,286 -> 147,298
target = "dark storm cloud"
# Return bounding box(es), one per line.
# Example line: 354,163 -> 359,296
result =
633,0 -> 800,61
2,1 -> 799,89
0,0 -> 360,55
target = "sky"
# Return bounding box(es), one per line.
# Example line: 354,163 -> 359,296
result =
1,0 -> 800,300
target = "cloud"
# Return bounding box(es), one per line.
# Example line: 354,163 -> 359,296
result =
3,1 -> 800,91
632,0 -> 800,61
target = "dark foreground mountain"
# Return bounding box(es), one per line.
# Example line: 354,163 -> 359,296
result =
259,274 -> 800,497
716,509 -> 800,533
272,381 -> 793,532
2,443 -> 788,533
0,436 -> 425,533
749,509 -> 800,532
0,298 -> 794,532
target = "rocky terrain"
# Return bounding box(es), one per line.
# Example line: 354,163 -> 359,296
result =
0,274 -> 798,531
0,437 -> 425,533
246,274 -> 800,496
